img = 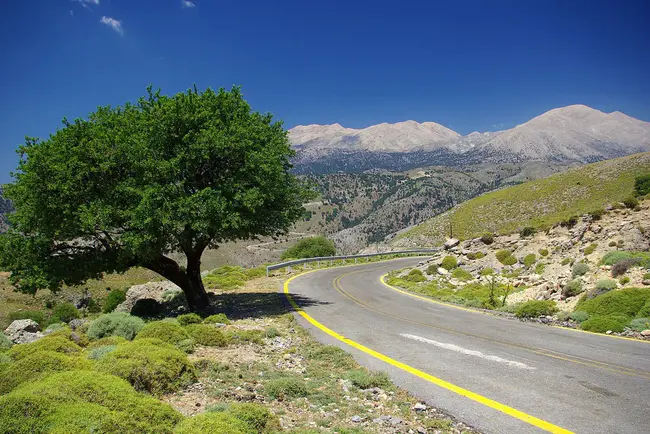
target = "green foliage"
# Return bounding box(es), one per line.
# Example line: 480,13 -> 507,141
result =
440,256 -> 458,270
347,369 -> 391,389
609,241 -> 617,247
644,272 -> 650,280
225,403 -> 279,433
265,376 -> 309,400
451,268 -> 473,281
184,324 -> 228,347
174,412 -> 253,434
580,316 -> 626,333
0,351 -> 92,394
561,258 -> 572,266
635,173 -> 650,196
280,236 -> 336,260
576,287 -> 650,319
0,370 -> 182,434
515,300 -> 558,318
226,329 -> 264,345
571,262 -> 589,278
425,264 -> 438,275
562,279 -> 584,298
588,209 -> 605,220
87,345 -> 118,361
176,339 -> 195,354
97,338 -> 196,395
87,335 -> 128,349
628,317 -> 650,331
265,326 -> 281,338
479,268 -> 494,276
619,276 -> 631,285
584,243 -> 598,255
535,263 -> 545,275
495,250 -> 517,266
203,274 -> 246,290
403,268 -> 426,282
51,303 -> 80,323
601,251 -> 650,266
87,313 -> 145,341
637,298 -> 650,318
480,233 -> 494,245
243,267 -> 266,279
475,251 -> 486,259
135,321 -> 189,345
8,310 -> 46,326
177,313 -> 202,326
203,313 -> 230,325
562,215 -> 579,228
522,254 -> 536,267
0,333 -> 12,350
570,311 -> 589,323
538,248 -> 549,257
466,252 -> 477,260
519,226 -> 536,237
596,279 -> 618,291
0,86 -> 309,313
7,336 -> 82,361
623,196 -> 640,209
103,290 -> 127,313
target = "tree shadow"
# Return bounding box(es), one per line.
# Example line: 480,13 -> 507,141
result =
206,291 -> 329,320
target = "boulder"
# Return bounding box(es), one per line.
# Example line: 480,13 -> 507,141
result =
437,267 -> 449,276
641,329 -> 650,337
4,319 -> 44,344
444,238 -> 460,249
68,318 -> 88,331
116,281 -> 184,316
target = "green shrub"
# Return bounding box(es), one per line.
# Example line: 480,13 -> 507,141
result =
280,236 -> 336,260
561,215 -> 579,228
203,314 -> 231,325
265,377 -> 309,400
304,345 -> 356,369
623,196 -> 640,209
636,298 -> 650,318
577,287 -> 650,319
177,313 -> 202,326
475,251 -> 485,259
538,248 -> 549,257
174,412 -> 253,434
480,233 -> 494,245
570,311 -> 589,323
97,338 -> 196,395
635,174 -> 650,196
135,321 -> 189,345
46,328 -> 90,348
103,290 -> 127,313
479,268 -> 494,276
243,267 -> 266,279
51,303 -> 80,323
0,333 -> 12,350
535,263 -> 545,275
203,274 -> 246,290
265,327 -> 281,338
403,268 -> 426,282
87,345 -> 118,361
571,262 -> 589,278
580,316 -> 626,333
588,209 -> 605,221
185,324 -> 228,347
562,279 -> 583,298
466,252 -> 477,260
8,310 -> 47,326
440,256 -> 458,270
7,336 -> 82,361
495,250 -> 512,263
608,241 -> 617,247
584,243 -> 598,255
628,317 -> 650,332
87,313 -> 145,341
176,339 -> 195,354
561,258 -> 572,266
87,335 -> 128,349
226,402 -> 279,433
451,268 -> 473,281
0,351 -> 93,394
425,264 -> 438,275
519,226 -> 536,238
600,251 -> 646,266
644,272 -> 650,280
612,258 -> 641,277
522,254 -> 536,267
619,276 -> 631,285
502,255 -> 517,266
515,300 -> 558,318
0,370 -> 182,434
596,279 -> 618,292
226,330 -> 264,345
347,369 -> 391,389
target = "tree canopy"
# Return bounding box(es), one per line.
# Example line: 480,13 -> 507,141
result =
0,86 -> 311,311
280,236 -> 336,260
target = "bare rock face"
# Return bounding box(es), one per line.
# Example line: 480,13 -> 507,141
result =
444,238 -> 460,249
4,319 -> 45,344
116,281 -> 185,317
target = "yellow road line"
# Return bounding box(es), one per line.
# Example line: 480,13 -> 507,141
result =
284,270 -> 574,434
380,274 -> 650,345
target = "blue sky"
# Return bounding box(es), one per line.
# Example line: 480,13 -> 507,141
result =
1,0 -> 649,183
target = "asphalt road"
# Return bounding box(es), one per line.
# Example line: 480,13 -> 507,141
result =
285,258 -> 650,434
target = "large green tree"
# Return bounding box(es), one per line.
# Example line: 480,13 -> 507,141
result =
0,86 -> 310,311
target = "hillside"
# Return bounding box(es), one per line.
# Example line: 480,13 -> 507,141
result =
390,152 -> 650,248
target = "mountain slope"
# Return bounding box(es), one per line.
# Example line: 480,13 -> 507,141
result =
389,152 -> 650,248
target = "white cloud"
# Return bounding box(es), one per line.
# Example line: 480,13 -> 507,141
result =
181,1 -> 196,8
75,0 -> 100,8
69,10 -> 74,16
100,16 -> 124,35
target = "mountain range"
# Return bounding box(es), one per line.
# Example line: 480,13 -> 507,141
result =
289,105 -> 650,173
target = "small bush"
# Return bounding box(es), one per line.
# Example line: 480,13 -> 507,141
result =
588,209 -> 605,220
177,313 -> 202,326
265,327 -> 281,338
535,263 -> 545,275
612,258 -> 641,277
404,268 -> 426,282
628,318 -> 650,332
0,333 -> 13,350
87,313 -> 145,341
596,279 -> 618,292
515,300 -> 558,318
480,233 -> 494,245
87,345 -> 118,361
226,402 -> 279,433
495,250 -> 511,263
623,196 -> 640,209
176,339 -> 195,354
466,252 -> 477,260
502,255 -> 517,266
440,256 -> 458,270
617,239 -> 625,248
644,272 -> 650,280
475,251 -> 486,259
87,335 -> 128,349
479,268 -> 494,276
174,412 -> 253,434
451,268 -> 473,281
226,330 -> 264,345
97,338 -> 197,395
634,173 -> 650,196
52,303 -> 80,323
570,311 -> 589,323
584,243 -> 598,255
519,226 -> 536,238
522,254 -> 536,267
571,262 -> 589,278
580,316 -> 626,333
103,290 -> 127,313
185,324 -> 228,347
426,264 -> 438,275
562,279 -> 584,298
7,336 -> 82,361
608,241 -> 617,247
203,274 -> 246,290
8,310 -> 46,326
265,377 -> 309,400
280,236 -> 336,260
203,314 -> 231,325
601,251 -> 636,266
305,345 -> 356,369
347,369 -> 391,389
561,215 -> 579,228
538,248 -> 549,257
619,276 -> 631,285
243,267 -> 266,279
577,287 -> 650,318
561,258 -> 572,266
135,321 -> 189,346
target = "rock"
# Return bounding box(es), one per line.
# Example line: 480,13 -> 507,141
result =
351,415 -> 363,423
4,319 -> 44,344
437,267 -> 449,276
12,331 -> 45,344
641,329 -> 650,337
606,330 -> 613,335
417,428 -> 427,434
413,402 -> 427,411
444,238 -> 460,249
642,280 -> 650,286
68,318 -> 87,331
116,281 -> 184,316
390,417 -> 403,426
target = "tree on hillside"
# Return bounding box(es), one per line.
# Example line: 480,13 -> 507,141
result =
0,86 -> 311,311
280,236 -> 336,260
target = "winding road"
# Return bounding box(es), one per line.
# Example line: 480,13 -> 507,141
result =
285,258 -> 650,434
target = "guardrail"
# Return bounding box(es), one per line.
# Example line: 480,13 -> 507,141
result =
265,248 -> 441,277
